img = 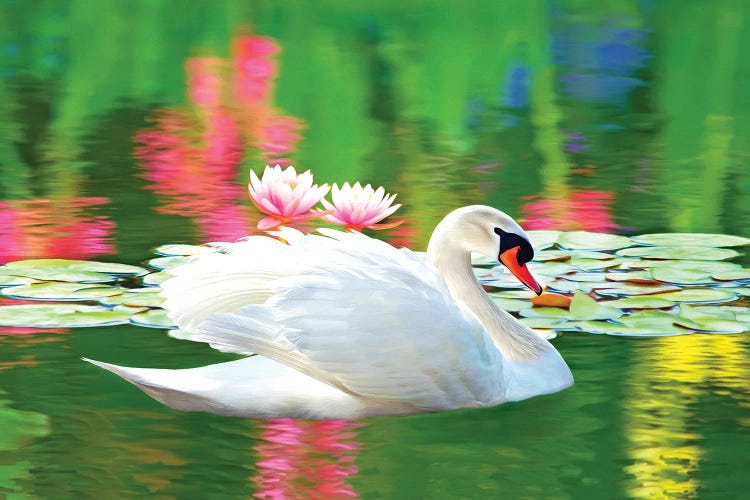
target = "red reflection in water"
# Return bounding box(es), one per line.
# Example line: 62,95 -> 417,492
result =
135,31 -> 305,242
253,419 -> 361,499
520,190 -> 620,233
0,197 -> 116,263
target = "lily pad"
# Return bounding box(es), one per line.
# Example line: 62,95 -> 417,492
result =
570,292 -> 623,320
519,317 -> 567,329
100,289 -> 164,308
0,304 -> 131,328
605,296 -> 677,309
527,230 -> 560,250
616,246 -> 739,261
650,267 -> 714,285
621,260 -> 741,273
632,232 -> 750,248
595,283 -> 682,297
490,297 -> 532,312
558,231 -> 633,251
0,276 -> 36,287
5,259 -> 147,276
712,269 -> 750,281
489,289 -> 537,299
604,271 -> 659,284
650,288 -> 737,304
529,262 -> 577,277
570,259 -> 622,271
0,266 -> 114,284
562,272 -> 607,283
154,244 -> 213,256
533,250 -> 571,262
519,307 -> 571,319
609,311 -> 690,336
722,287 -> 750,297
141,270 -> 173,287
1,282 -> 125,301
674,316 -> 747,334
547,280 -> 596,294
130,309 -> 176,329
147,255 -> 190,270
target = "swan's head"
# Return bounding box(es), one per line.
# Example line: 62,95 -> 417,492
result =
428,205 -> 542,295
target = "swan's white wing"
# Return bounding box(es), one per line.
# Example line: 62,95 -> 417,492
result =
162,230 -> 503,411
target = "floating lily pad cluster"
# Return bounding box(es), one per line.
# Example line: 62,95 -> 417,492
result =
0,233 -> 748,337
478,230 -> 750,337
0,258 -> 172,329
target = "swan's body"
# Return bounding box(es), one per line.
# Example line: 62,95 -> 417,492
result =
86,206 -> 573,419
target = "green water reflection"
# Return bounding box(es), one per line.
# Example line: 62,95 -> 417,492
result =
1,0 -> 750,498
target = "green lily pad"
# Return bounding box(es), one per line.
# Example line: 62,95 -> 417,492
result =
563,272 -> 607,283
147,255 -> 190,270
142,270 -> 173,287
533,250 -> 571,262
570,259 -> 622,272
519,307 -> 571,319
471,253 -> 498,267
5,259 -> 147,276
112,304 -> 149,315
490,297 -> 532,312
674,316 -> 747,334
527,230 -> 560,250
154,244 -> 213,256
720,287 -> 750,298
622,260 -> 741,273
489,289 -> 537,299
548,280 -> 596,294
606,296 -> 677,309
530,262 -> 577,277
712,269 -> 750,281
570,250 -> 617,260
1,282 -> 125,301
130,309 -> 176,329
0,304 -> 131,328
519,317 -> 567,329
609,311 -> 690,336
0,276 -> 36,287
569,292 -> 623,320
558,231 -> 633,251
605,271 -> 658,283
651,267 -> 714,285
0,266 -> 115,284
616,246 -> 739,261
594,283 -> 682,297
553,320 -> 623,335
650,288 -> 737,304
632,233 -> 750,248
100,288 -> 164,308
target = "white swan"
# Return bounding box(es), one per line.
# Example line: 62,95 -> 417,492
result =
85,205 -> 573,419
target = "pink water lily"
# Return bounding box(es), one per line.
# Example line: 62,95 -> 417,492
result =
249,165 -> 330,230
321,182 -> 403,231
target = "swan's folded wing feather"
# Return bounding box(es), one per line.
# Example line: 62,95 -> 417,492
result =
164,231 -> 503,411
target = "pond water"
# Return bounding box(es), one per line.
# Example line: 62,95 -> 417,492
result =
2,1 -> 750,498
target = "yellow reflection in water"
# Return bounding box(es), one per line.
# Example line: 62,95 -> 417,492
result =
624,334 -> 749,498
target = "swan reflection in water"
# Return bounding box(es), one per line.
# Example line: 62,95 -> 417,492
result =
252,419 -> 362,499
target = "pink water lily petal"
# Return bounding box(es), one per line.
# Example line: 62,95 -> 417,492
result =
321,182 -> 402,231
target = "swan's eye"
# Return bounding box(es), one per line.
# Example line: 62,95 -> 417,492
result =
495,228 -> 534,265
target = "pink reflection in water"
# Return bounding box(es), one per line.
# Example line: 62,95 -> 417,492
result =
253,419 -> 361,499
135,31 -> 306,241
0,198 -> 116,263
520,190 -> 619,233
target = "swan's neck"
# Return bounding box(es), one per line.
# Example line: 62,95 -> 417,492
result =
427,243 -> 553,362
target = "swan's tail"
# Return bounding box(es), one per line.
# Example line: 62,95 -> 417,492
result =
82,356 -> 364,419
82,358 -> 225,414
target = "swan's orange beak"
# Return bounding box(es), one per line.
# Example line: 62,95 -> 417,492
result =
500,246 -> 542,295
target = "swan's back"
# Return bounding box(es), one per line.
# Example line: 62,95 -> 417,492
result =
161,229 -> 507,413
